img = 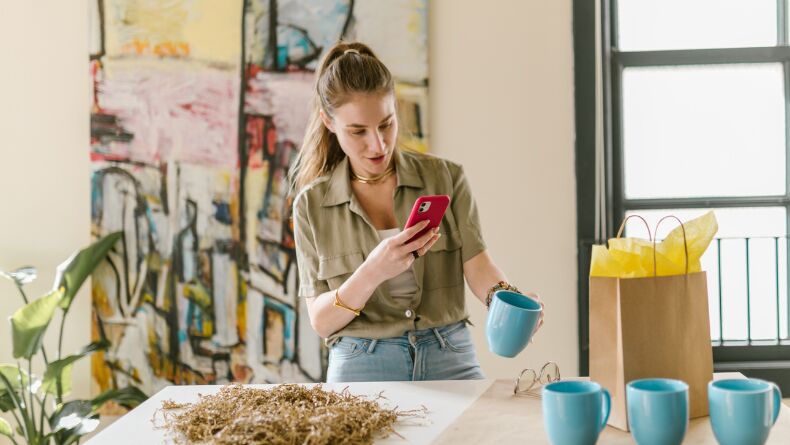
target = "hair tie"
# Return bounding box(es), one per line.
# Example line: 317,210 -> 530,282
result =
343,48 -> 360,56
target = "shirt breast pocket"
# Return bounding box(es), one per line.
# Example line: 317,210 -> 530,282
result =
317,252 -> 364,290
424,230 -> 464,290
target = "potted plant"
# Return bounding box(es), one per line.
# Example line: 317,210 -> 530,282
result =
0,232 -> 147,445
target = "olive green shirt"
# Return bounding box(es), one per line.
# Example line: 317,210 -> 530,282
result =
292,149 -> 486,343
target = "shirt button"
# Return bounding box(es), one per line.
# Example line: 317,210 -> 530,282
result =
405,309 -> 414,318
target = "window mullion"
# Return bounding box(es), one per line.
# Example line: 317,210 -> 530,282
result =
625,196 -> 790,211
616,46 -> 790,67
611,59 -> 625,235
609,0 -> 619,50
783,52 -> 790,341
779,0 -> 787,45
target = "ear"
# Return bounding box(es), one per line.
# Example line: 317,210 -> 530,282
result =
319,109 -> 334,133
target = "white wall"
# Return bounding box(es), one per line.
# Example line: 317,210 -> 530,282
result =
0,0 -> 576,418
0,0 -> 93,403
430,0 -> 578,379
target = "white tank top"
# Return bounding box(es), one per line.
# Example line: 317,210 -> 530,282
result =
377,228 -> 418,303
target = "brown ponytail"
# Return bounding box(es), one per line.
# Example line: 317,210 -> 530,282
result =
289,42 -> 395,194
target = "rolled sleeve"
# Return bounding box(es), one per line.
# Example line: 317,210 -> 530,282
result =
293,193 -> 330,298
450,164 -> 487,262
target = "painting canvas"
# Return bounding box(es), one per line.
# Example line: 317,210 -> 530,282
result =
89,0 -> 428,403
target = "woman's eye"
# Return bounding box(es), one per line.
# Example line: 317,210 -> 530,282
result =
379,122 -> 392,129
352,130 -> 366,136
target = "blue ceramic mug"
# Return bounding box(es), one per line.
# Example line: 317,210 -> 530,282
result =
485,290 -> 542,357
626,379 -> 689,445
709,379 -> 782,445
543,380 -> 611,445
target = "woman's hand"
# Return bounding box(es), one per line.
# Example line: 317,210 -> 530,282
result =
525,291 -> 545,340
361,220 -> 440,284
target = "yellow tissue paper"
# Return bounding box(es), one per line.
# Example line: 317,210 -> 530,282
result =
589,211 -> 718,278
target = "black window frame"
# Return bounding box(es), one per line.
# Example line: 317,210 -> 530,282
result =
574,0 -> 790,389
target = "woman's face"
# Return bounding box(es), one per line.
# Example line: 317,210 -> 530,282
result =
322,92 -> 398,177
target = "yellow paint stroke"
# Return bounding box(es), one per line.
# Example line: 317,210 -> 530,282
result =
244,164 -> 266,260
92,280 -> 113,318
395,82 -> 429,151
91,315 -> 112,392
163,272 -> 173,312
236,280 -> 247,342
402,137 -> 428,153
105,0 -> 241,64
230,175 -> 241,242
181,0 -> 242,63
105,0 -> 188,57
407,0 -> 424,34
147,316 -> 158,350
119,38 -> 192,57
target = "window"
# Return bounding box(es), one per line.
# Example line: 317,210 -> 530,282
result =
574,0 -> 790,386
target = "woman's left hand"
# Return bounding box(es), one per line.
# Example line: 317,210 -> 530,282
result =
524,292 -> 544,339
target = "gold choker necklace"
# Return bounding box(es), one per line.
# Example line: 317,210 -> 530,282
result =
350,164 -> 395,185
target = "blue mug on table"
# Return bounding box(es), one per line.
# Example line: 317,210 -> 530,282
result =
626,379 -> 688,445
485,290 -> 542,357
542,380 -> 611,445
709,379 -> 782,445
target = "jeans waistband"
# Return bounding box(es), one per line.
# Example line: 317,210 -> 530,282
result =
338,320 -> 468,352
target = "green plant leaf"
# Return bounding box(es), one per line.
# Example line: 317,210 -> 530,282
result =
0,417 -> 12,438
0,365 -> 28,391
0,266 -> 37,285
44,367 -> 72,398
0,365 -> 28,413
91,386 -> 148,411
55,231 -> 122,310
0,369 -> 24,417
50,400 -> 90,430
50,400 -> 99,440
10,288 -> 63,359
41,340 -> 109,396
0,391 -> 15,412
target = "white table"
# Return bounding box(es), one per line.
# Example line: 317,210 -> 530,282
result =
86,379 -> 493,444
87,373 -> 790,444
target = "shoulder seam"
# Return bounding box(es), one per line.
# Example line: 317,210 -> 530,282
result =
293,175 -> 330,208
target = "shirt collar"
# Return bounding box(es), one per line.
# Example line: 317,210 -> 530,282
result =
321,149 -> 424,207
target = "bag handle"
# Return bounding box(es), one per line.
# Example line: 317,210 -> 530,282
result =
652,215 -> 689,276
615,215 -> 652,240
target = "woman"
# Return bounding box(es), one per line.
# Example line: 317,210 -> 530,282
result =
290,41 -> 542,383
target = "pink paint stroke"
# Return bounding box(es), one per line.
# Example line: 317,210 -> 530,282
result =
96,61 -> 241,167
245,70 -> 313,145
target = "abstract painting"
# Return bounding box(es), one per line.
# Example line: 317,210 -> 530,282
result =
89,0 -> 428,403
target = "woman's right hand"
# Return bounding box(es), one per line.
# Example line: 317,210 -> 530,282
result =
362,220 -> 441,284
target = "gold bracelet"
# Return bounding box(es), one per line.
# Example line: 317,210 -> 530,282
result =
485,281 -> 521,308
333,289 -> 363,316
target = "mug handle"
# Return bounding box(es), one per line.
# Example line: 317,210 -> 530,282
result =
599,388 -> 611,433
772,383 -> 783,426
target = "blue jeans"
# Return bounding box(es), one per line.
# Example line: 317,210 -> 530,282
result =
326,321 -> 486,382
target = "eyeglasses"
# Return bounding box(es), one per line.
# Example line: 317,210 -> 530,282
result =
513,361 -> 561,398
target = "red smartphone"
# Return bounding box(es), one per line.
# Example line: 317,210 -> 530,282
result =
404,195 -> 451,244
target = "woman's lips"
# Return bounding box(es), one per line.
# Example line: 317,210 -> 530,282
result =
368,155 -> 386,164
